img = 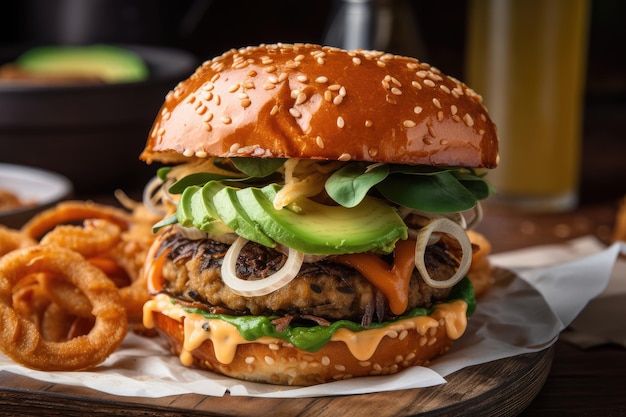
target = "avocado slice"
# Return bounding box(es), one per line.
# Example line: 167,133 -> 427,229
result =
177,186 -> 232,235
236,185 -> 408,255
210,182 -> 275,247
16,44 -> 148,83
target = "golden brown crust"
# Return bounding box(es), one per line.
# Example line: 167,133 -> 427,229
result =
141,43 -> 498,168
151,310 -> 455,386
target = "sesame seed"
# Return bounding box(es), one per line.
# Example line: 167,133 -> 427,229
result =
391,87 -> 402,96
264,82 -> 275,90
264,356 -> 275,365
196,105 -> 207,115
204,123 -> 212,132
463,113 -> 475,127
339,86 -> 346,97
183,149 -> 194,157
423,137 -> 433,145
440,139 -> 449,145
228,83 -> 240,93
334,364 -> 346,372
399,330 -> 408,341
317,57 -> 325,65
270,105 -> 279,116
316,136 -> 325,148
186,95 -> 196,104
338,152 -> 351,161
437,111 -> 444,121
440,85 -> 451,94
221,116 -> 232,124
203,92 -> 213,101
359,361 -> 371,367
324,90 -> 332,102
416,70 -> 427,78
385,95 -> 397,104
333,95 -> 344,105
479,129 -> 485,135
352,57 -> 361,65
315,76 -> 328,83
210,73 -> 220,83
395,355 -> 404,363
202,82 -> 214,91
269,343 -> 280,351
240,99 -> 251,108
480,113 -> 487,121
322,356 -> 330,366
242,80 -> 255,89
229,143 -> 241,153
412,81 -> 422,90
365,119 -> 373,127
428,337 -> 437,346
195,150 -> 207,158
450,105 -> 458,115
268,75 -> 279,84
452,114 -> 461,122
328,84 -> 341,91
368,147 -> 378,157
414,106 -> 423,114
290,89 -> 300,99
296,92 -> 307,105
289,108 -> 302,118
337,116 -> 345,128
204,112 -> 214,122
432,98 -> 442,108
423,79 -> 436,88
406,352 -> 416,361
403,120 -> 416,128
419,337 -> 428,347
297,75 -> 308,83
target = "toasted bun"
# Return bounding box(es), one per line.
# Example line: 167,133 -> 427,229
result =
141,43 -> 498,168
145,296 -> 467,386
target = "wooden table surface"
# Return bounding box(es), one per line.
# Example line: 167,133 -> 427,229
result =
1,197 -> 625,416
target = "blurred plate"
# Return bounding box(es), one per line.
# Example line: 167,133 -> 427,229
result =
0,163 -> 73,228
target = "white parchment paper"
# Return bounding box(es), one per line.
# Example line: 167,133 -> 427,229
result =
1,237 -> 623,398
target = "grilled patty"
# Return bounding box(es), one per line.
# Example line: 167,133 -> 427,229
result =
158,233 -> 457,325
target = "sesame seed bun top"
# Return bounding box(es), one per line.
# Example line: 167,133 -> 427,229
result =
140,43 -> 499,168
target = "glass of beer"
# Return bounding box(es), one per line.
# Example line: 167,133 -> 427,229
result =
466,0 -> 590,211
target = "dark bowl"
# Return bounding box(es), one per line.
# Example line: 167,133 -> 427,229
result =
0,44 -> 198,194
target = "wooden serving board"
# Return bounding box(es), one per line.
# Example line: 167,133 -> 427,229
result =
0,346 -> 553,417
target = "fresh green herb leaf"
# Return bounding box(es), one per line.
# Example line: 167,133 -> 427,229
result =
168,173 -> 238,194
156,167 -> 172,181
231,157 -> 286,178
376,171 -> 480,213
152,213 -> 178,233
325,163 -> 389,207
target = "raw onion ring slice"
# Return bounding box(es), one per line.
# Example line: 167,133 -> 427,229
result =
221,237 -> 304,296
415,218 -> 472,289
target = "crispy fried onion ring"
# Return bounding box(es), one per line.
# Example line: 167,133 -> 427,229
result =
0,225 -> 36,256
0,245 -> 127,371
40,219 -> 122,257
22,201 -> 157,325
21,200 -> 131,240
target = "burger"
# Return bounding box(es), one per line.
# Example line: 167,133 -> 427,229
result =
139,43 -> 498,386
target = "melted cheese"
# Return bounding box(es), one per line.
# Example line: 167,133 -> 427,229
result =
143,294 -> 468,365
335,239 -> 416,315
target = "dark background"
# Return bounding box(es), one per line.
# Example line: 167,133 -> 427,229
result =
1,0 -> 624,204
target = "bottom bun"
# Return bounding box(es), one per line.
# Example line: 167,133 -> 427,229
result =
147,296 -> 467,386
